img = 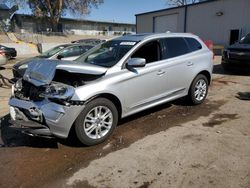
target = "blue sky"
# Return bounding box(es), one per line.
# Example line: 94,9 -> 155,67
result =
5,0 -> 168,24
86,0 -> 167,24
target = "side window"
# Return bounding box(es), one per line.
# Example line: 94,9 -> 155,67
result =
131,40 -> 161,64
59,46 -> 81,57
163,37 -> 189,59
185,38 -> 202,52
80,45 -> 92,54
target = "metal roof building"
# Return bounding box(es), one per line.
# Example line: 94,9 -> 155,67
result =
136,0 -> 250,46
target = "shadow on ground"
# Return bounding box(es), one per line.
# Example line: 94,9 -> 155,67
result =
0,97 -> 193,149
0,114 -> 58,148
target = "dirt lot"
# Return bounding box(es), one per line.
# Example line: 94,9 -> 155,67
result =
0,57 -> 250,188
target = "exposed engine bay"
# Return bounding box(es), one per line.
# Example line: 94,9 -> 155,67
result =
53,69 -> 104,87
12,59 -> 106,103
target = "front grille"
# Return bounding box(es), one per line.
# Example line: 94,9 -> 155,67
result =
15,80 -> 45,101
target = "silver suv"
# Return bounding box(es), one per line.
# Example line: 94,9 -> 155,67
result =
9,33 -> 213,146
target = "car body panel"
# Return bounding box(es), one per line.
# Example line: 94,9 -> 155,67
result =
222,34 -> 250,71
9,33 -> 213,139
23,59 -> 107,86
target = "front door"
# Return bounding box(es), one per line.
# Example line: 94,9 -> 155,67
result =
120,40 -> 167,115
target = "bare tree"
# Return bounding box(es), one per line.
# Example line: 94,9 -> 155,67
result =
167,0 -> 206,6
1,0 -> 104,31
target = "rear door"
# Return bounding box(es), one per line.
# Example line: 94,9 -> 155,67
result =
161,37 -> 195,96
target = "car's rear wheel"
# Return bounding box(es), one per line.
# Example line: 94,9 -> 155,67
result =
75,98 -> 118,146
188,74 -> 208,105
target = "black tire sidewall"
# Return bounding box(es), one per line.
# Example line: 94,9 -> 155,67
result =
75,98 -> 118,146
189,74 -> 208,105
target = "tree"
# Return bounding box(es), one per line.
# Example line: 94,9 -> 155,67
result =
166,0 -> 207,6
5,0 -> 104,31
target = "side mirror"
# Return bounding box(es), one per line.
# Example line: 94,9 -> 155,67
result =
57,54 -> 64,60
127,58 -> 146,68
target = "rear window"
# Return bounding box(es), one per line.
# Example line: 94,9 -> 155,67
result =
163,37 -> 189,59
185,38 -> 202,52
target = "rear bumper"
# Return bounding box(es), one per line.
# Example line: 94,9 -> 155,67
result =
9,97 -> 84,138
221,57 -> 250,71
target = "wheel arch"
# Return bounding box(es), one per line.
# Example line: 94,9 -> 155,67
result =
68,93 -> 122,141
84,93 -> 122,120
197,70 -> 211,85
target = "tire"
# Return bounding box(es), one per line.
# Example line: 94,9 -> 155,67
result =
75,98 -> 118,146
188,74 -> 209,105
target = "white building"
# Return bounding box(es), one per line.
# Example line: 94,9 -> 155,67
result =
136,0 -> 250,46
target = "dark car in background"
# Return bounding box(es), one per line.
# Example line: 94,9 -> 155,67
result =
0,44 -> 17,59
71,38 -> 107,45
12,43 -> 95,79
222,34 -> 250,72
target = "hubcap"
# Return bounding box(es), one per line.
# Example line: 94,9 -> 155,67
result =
194,79 -> 207,101
83,106 -> 113,140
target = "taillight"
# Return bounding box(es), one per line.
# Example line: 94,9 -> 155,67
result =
203,40 -> 214,59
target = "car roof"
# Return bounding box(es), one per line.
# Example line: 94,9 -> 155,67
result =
56,43 -> 95,48
113,33 -> 197,42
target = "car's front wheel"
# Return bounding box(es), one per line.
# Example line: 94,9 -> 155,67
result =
188,74 -> 209,105
75,98 -> 118,146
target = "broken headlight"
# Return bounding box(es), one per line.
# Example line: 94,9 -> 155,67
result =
14,79 -> 23,91
41,82 -> 75,100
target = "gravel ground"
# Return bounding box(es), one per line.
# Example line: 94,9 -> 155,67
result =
0,57 -> 250,188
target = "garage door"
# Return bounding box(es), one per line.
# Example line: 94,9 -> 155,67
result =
154,14 -> 178,33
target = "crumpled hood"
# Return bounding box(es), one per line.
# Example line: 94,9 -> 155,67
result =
13,57 -> 41,69
23,59 -> 107,86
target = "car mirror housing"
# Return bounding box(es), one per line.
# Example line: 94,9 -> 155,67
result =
127,58 -> 146,68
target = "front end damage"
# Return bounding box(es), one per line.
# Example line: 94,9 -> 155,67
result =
9,60 -> 107,138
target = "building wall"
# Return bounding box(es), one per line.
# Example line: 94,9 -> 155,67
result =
136,7 -> 185,33
186,0 -> 250,45
136,0 -> 250,46
62,20 -> 135,35
12,14 -> 136,36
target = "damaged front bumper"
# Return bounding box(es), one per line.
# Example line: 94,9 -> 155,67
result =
9,97 -> 84,138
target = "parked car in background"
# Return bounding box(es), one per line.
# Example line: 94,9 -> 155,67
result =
222,34 -> 250,71
12,43 -> 95,79
0,44 -> 17,59
0,53 -> 7,66
9,33 -> 213,146
71,38 -> 107,45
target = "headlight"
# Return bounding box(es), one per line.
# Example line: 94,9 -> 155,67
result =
41,82 -> 75,100
19,64 -> 28,69
14,79 -> 22,91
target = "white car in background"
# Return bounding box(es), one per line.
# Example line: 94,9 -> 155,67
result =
12,43 -> 95,78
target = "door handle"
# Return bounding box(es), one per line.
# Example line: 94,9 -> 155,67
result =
187,62 -> 194,66
157,70 -> 165,76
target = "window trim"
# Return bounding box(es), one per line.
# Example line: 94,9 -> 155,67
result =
129,39 -> 163,65
184,37 -> 203,53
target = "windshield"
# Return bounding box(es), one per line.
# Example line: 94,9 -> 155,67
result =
38,45 -> 67,58
239,35 -> 250,44
75,40 -> 137,67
